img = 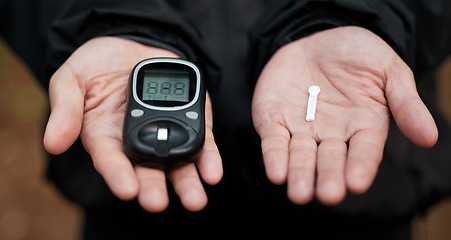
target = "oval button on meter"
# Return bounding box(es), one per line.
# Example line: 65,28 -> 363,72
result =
122,58 -> 205,169
185,111 -> 199,120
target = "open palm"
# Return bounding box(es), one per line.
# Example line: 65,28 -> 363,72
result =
252,27 -> 438,205
44,37 -> 223,212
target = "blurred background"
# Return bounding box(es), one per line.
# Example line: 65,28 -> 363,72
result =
0,39 -> 81,240
0,37 -> 450,239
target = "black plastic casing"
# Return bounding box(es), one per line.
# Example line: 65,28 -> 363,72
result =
123,58 -> 205,169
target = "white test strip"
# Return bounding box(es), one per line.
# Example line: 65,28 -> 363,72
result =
306,85 -> 320,122
157,128 -> 169,141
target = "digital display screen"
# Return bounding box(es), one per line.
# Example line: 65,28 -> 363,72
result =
142,69 -> 190,102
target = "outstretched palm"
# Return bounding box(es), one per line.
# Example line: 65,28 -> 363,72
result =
44,37 -> 223,212
252,27 -> 437,205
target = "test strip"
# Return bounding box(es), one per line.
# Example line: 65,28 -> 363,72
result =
157,128 -> 169,141
306,85 -> 320,122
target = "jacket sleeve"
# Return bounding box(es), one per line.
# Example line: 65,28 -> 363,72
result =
250,0 -> 451,78
46,0 -> 219,95
0,0 -> 71,82
410,1 -> 451,73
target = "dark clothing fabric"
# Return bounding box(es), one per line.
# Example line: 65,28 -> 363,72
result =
250,0 -> 451,79
2,0 -> 451,238
0,0 -> 70,81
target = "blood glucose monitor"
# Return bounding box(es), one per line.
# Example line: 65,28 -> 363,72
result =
123,58 -> 205,169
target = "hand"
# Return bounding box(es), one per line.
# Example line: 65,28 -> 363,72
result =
252,26 -> 438,205
43,37 -> 223,212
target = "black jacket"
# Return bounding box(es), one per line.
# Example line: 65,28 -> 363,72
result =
2,0 -> 451,238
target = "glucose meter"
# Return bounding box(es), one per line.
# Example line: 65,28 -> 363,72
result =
123,58 -> 205,169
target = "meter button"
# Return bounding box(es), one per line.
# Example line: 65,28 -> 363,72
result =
185,111 -> 199,120
131,109 -> 144,118
157,128 -> 168,141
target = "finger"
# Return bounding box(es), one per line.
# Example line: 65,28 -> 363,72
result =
316,138 -> 347,205
287,133 -> 317,205
257,122 -> 291,185
386,61 -> 438,148
87,136 -> 139,201
346,130 -> 386,194
167,164 -> 208,212
44,66 -> 85,154
196,93 -> 223,185
196,129 -> 223,185
135,166 -> 169,213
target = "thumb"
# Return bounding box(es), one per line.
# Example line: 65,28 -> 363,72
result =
386,60 -> 438,148
43,66 -> 85,154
